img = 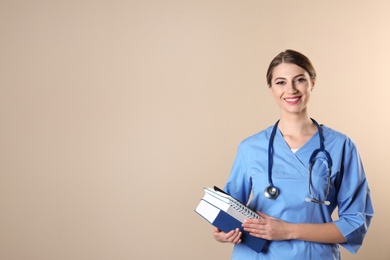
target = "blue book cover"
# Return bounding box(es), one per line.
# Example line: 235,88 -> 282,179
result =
195,199 -> 267,253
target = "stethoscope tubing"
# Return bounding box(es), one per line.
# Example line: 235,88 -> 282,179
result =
265,118 -> 332,205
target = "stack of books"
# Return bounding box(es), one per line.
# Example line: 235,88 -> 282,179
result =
195,186 -> 267,253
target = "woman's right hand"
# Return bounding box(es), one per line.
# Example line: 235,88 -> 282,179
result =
212,227 -> 242,244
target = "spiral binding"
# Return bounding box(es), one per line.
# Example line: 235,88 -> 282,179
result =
229,198 -> 260,219
205,187 -> 260,220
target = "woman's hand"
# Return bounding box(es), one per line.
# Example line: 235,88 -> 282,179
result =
242,211 -> 292,241
242,212 -> 346,243
212,227 -> 242,244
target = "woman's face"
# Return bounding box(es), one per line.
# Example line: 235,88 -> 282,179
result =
270,62 -> 315,116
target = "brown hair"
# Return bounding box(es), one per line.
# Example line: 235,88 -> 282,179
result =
266,49 -> 316,87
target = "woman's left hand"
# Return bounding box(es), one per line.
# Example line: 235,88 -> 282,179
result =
241,211 -> 292,241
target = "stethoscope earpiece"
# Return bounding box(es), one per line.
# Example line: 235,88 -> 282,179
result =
305,197 -> 330,206
264,185 -> 279,199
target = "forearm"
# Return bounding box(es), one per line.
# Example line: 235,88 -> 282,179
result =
288,222 -> 345,244
243,213 -> 347,243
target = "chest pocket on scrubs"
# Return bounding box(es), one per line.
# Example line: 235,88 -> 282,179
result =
271,165 -> 303,179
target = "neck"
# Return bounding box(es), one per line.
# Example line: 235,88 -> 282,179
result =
277,114 -> 317,150
278,114 -> 315,137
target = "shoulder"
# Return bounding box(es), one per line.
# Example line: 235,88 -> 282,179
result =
321,124 -> 347,139
241,125 -> 273,143
236,125 -> 274,153
321,124 -> 357,149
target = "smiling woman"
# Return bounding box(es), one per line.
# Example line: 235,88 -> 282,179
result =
2,1 -> 388,259
270,63 -> 314,119
212,50 -> 374,260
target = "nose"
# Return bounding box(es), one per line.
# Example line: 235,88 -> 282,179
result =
287,81 -> 298,94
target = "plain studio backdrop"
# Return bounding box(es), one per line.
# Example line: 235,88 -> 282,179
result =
0,1 -> 389,259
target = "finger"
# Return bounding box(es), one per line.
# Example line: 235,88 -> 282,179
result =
257,211 -> 276,220
249,230 -> 264,239
256,211 -> 269,219
231,230 -> 242,244
225,229 -> 238,239
212,227 -> 221,233
212,228 -> 227,242
227,229 -> 241,244
243,226 -> 261,235
242,218 -> 264,228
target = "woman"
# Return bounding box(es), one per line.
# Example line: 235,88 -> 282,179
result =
213,50 -> 374,259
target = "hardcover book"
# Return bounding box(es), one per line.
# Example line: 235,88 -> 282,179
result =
195,186 -> 267,253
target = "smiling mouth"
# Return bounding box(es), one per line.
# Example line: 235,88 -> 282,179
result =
284,97 -> 301,104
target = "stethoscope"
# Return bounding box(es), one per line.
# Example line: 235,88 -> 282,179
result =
264,118 -> 333,205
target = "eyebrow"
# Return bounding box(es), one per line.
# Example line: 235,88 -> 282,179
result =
273,74 -> 306,82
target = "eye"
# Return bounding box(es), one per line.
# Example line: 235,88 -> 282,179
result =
295,77 -> 307,83
275,81 -> 286,86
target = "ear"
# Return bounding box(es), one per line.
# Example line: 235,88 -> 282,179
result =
310,79 -> 316,91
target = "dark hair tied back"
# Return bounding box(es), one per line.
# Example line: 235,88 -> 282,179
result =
266,49 -> 316,87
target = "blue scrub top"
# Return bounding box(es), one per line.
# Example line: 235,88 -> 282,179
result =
224,124 -> 374,260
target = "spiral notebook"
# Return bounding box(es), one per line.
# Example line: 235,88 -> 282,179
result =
195,186 -> 267,253
203,186 -> 260,222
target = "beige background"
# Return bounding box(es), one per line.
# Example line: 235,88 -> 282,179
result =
1,1 -> 389,259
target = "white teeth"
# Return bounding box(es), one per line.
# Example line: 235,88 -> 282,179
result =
285,98 -> 299,102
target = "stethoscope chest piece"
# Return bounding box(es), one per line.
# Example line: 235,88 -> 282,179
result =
264,185 -> 279,199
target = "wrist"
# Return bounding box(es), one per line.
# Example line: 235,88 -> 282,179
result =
287,223 -> 298,240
